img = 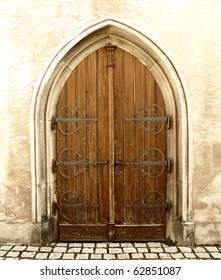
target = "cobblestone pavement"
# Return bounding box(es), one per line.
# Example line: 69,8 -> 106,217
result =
1,242 -> 221,260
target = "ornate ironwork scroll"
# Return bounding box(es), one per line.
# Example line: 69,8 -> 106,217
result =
56,191 -> 99,222
125,190 -> 167,223
140,148 -> 168,178
142,190 -> 165,222
114,148 -> 169,178
53,148 -> 108,178
125,104 -> 170,134
51,105 -> 97,134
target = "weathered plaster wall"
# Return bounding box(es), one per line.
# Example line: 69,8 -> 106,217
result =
0,0 -> 221,244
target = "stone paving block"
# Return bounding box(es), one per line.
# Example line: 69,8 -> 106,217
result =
193,247 -> 206,253
0,257 -> 5,260
7,251 -> 20,257
137,248 -> 149,253
0,245 -> 13,251
103,254 -> 116,260
0,251 -> 7,257
48,242 -> 56,246
83,243 -> 95,248
53,247 -> 67,253
121,243 -> 134,247
5,258 -> 19,260
40,246 -> 53,252
21,252 -> 36,258
195,253 -> 211,259
211,253 -> 221,259
147,242 -> 162,248
109,248 -> 123,254
12,246 -> 27,251
183,253 -> 197,259
144,253 -> 159,259
134,243 -> 147,248
82,248 -> 94,253
56,242 -> 69,247
131,253 -> 144,259
109,242 -> 120,247
118,254 -> 130,260
205,246 -> 219,252
35,253 -> 49,259
49,253 -> 63,259
95,248 -> 107,254
123,247 -> 137,253
171,253 -> 185,259
90,254 -> 102,260
76,253 -> 89,260
96,243 -> 107,248
159,253 -> 172,259
26,246 -> 39,252
0,242 -> 220,260
69,243 -> 82,248
150,248 -> 164,253
62,253 -> 75,260
165,247 -> 178,253
68,248 -> 81,253
179,247 -> 192,253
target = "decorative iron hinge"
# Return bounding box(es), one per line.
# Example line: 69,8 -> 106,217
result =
114,158 -> 171,173
124,105 -> 171,134
51,111 -> 98,133
52,155 -> 109,176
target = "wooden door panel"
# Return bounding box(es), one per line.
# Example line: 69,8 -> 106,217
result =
113,48 -> 167,240
115,225 -> 165,241
56,49 -> 109,240
55,46 -> 168,241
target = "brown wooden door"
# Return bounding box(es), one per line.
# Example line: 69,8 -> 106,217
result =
53,46 -> 170,241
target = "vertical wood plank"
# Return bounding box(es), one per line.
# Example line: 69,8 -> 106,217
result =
97,48 -> 109,224
76,59 -> 87,223
87,51 -> 98,223
113,47 -> 124,224
124,51 -> 135,224
134,59 -> 145,224
155,82 -> 167,224
105,45 -> 116,239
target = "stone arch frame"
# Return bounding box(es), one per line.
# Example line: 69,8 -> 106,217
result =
30,18 -> 193,244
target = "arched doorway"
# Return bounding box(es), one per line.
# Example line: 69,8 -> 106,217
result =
53,46 -> 170,241
31,19 -> 193,244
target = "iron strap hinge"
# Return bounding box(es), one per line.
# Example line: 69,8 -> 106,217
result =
52,158 -> 109,173
114,158 -> 171,173
51,115 -> 98,131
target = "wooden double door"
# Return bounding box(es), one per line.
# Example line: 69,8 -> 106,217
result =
53,46 -> 170,241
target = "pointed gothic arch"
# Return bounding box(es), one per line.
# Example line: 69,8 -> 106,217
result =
30,18 -> 193,244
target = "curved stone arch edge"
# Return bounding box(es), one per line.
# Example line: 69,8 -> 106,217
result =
30,18 -> 193,244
